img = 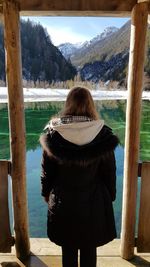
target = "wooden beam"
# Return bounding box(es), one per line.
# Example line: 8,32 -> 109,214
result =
137,162 -> 150,252
120,2 -> 148,260
0,161 -> 14,253
3,0 -> 150,16
0,0 -> 137,16
3,0 -> 30,260
19,0 -> 137,12
20,11 -> 131,17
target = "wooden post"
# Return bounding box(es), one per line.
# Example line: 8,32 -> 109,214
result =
120,2 -> 148,260
137,162 -> 150,252
0,161 -> 14,252
3,0 -> 30,260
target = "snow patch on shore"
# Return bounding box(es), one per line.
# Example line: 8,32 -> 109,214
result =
0,87 -> 150,103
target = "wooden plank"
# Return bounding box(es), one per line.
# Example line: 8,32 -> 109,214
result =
1,238 -> 150,257
0,0 -> 137,15
137,162 -> 150,252
1,246 -> 150,267
1,239 -> 150,267
120,2 -> 148,260
3,0 -> 150,16
3,0 -> 30,260
0,161 -> 14,252
0,239 -> 121,256
29,238 -> 121,256
18,0 -> 137,12
20,11 -> 132,17
0,255 -> 142,267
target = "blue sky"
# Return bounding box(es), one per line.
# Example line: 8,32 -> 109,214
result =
22,17 -> 129,46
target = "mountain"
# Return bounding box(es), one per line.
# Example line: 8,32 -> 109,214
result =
57,23 -> 131,85
82,26 -> 118,49
58,26 -> 118,60
0,19 -> 77,84
64,21 -> 150,88
93,26 -> 118,40
57,21 -> 128,85
71,21 -> 130,68
76,21 -> 131,84
58,42 -> 80,59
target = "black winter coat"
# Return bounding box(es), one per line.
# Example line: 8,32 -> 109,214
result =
40,125 -> 119,248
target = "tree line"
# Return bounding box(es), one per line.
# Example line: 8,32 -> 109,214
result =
0,19 -> 77,85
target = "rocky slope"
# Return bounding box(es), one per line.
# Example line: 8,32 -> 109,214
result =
58,22 -> 131,85
58,26 -> 118,61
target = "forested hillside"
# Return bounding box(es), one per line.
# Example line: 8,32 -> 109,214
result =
0,19 -> 76,84
59,20 -> 150,88
71,21 -> 131,84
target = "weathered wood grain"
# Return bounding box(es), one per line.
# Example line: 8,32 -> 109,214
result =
3,0 -> 30,260
19,0 -> 137,12
137,162 -> 150,252
0,160 -> 14,253
120,2 -> 148,260
1,239 -> 150,267
0,0 -> 138,16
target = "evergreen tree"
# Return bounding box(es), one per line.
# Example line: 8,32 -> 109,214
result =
0,19 -> 77,84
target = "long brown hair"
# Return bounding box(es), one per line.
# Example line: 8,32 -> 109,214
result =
62,87 -> 99,120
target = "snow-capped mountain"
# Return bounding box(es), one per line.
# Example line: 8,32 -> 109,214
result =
58,42 -> 83,59
89,26 -> 118,45
57,22 -> 136,85
73,22 -> 131,84
58,26 -> 118,59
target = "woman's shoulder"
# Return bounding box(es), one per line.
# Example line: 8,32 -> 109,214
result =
39,122 -> 119,163
92,124 -> 119,149
39,124 -> 55,157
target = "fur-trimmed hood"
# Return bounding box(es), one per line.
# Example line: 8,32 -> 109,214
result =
40,122 -> 119,162
45,119 -> 104,146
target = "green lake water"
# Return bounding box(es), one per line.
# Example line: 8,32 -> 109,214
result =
0,100 -> 150,237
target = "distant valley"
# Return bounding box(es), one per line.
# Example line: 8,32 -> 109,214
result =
58,23 -> 130,86
0,19 -> 150,90
58,21 -> 150,89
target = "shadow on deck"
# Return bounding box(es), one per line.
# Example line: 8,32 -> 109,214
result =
0,239 -> 150,267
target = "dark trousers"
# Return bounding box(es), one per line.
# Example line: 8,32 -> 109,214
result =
62,246 -> 97,267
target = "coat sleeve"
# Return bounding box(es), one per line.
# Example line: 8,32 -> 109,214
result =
101,151 -> 117,202
41,150 -> 57,197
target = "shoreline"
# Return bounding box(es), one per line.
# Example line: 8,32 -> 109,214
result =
0,87 -> 150,103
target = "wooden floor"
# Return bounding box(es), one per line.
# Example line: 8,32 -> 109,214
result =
0,239 -> 150,267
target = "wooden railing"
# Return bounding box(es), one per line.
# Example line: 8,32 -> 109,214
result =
0,160 -> 14,252
0,158 -> 150,255
137,161 -> 150,252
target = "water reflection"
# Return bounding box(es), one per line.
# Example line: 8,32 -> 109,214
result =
1,100 -> 150,160
0,100 -> 150,237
